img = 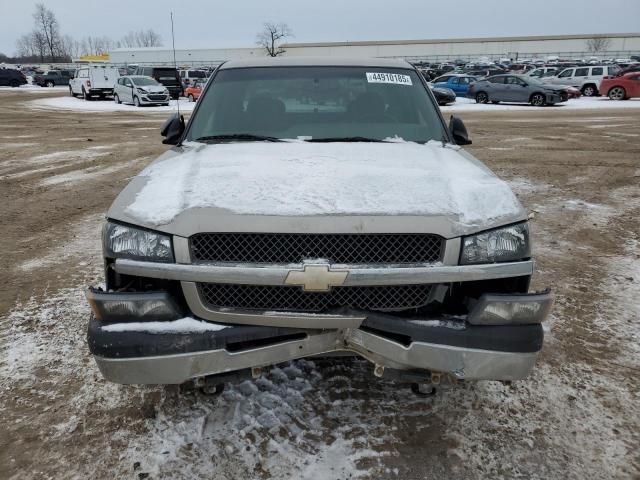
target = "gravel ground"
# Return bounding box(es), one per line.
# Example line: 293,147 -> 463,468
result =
1,91 -> 639,479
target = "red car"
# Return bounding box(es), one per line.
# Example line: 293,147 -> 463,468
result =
600,72 -> 640,100
184,81 -> 204,102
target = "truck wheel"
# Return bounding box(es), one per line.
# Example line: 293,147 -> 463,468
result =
69,86 -> 75,97
475,92 -> 489,104
46,81 -> 55,87
530,93 -> 546,106
582,84 -> 597,97
608,86 -> 626,100
10,80 -> 20,88
188,94 -> 194,102
82,88 -> 92,101
114,94 -> 121,104
133,96 -> 141,107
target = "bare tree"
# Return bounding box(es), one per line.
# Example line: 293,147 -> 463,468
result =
586,37 -> 611,53
256,22 -> 293,57
33,3 -> 61,61
116,29 -> 163,48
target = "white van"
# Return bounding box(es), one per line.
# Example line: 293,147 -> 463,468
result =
69,64 -> 120,100
179,69 -> 207,86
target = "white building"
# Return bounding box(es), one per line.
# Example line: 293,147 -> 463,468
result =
109,32 -> 640,66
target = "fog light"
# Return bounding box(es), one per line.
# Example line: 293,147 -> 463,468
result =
86,288 -> 182,322
468,291 -> 553,325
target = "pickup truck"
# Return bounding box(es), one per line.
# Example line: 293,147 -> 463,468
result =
33,69 -> 74,87
86,57 -> 552,391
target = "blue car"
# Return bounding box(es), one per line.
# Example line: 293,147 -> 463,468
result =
431,74 -> 478,97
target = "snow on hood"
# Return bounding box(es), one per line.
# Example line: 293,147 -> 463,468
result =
123,141 -> 524,229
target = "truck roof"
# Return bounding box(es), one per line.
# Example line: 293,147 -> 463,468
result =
219,56 -> 413,70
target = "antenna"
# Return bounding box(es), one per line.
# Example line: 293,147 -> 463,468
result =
170,11 -> 180,117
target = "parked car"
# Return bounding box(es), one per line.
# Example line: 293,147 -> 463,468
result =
431,74 -> 478,96
184,80 -> 204,102
527,67 -> 558,78
134,66 -> 183,99
179,69 -> 207,86
33,69 -> 74,87
0,68 -> 27,87
86,57 -> 551,390
565,86 -> 582,99
113,76 -> 170,107
600,72 -> 640,100
69,65 -> 120,100
544,65 -> 621,96
468,74 -> 569,106
430,85 -> 456,106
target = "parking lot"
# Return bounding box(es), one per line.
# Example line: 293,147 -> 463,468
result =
1,90 -> 639,479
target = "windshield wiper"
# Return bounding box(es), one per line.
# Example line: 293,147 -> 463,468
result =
305,136 -> 387,143
195,134 -> 281,143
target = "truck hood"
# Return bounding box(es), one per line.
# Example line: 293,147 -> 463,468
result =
107,141 -> 527,238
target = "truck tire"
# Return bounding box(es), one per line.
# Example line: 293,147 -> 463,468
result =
582,84 -> 597,97
188,94 -> 195,102
69,86 -> 75,97
82,88 -> 92,101
46,80 -> 55,87
10,80 -> 20,88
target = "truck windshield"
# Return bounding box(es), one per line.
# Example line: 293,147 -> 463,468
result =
186,66 -> 446,143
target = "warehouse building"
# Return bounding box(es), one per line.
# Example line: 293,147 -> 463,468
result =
108,32 -> 640,66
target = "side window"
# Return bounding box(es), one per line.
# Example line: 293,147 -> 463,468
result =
558,69 -> 573,78
450,77 -> 460,84
608,66 -> 620,75
591,67 -> 603,76
458,77 -> 470,85
488,76 -> 505,84
574,68 -> 589,77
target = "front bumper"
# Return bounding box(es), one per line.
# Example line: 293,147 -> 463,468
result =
88,308 -> 544,384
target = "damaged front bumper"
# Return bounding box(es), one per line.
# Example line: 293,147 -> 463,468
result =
87,290 -> 549,384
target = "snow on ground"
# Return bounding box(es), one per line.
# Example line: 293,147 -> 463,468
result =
25,93 -> 640,115
0,85 -> 68,94
441,96 -> 640,112
0,147 -> 112,178
28,96 -> 196,113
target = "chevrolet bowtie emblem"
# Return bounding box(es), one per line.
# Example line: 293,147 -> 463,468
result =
284,264 -> 349,292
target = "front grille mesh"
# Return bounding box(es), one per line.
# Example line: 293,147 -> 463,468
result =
197,283 -> 435,313
190,233 -> 444,264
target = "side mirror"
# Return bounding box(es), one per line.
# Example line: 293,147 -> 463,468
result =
449,116 -> 472,145
161,113 -> 185,145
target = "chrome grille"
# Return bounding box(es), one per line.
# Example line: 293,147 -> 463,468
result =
197,283 -> 435,313
190,233 -> 444,264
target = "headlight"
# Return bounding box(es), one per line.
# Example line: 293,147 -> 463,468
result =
137,88 -> 147,94
103,222 -> 174,262
460,222 -> 530,265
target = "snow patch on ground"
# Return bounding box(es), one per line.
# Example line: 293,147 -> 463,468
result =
442,96 -> 640,112
125,141 -> 523,230
37,159 -> 143,187
17,213 -> 103,272
28,96 -> 196,113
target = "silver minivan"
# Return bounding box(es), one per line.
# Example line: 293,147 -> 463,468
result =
113,75 -> 170,107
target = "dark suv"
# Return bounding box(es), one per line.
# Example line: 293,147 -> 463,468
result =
0,69 -> 27,87
133,66 -> 183,99
33,70 -> 75,87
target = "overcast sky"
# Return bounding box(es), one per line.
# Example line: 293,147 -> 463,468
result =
1,0 -> 639,55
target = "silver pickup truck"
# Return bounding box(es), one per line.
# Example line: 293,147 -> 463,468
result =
86,57 -> 552,390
